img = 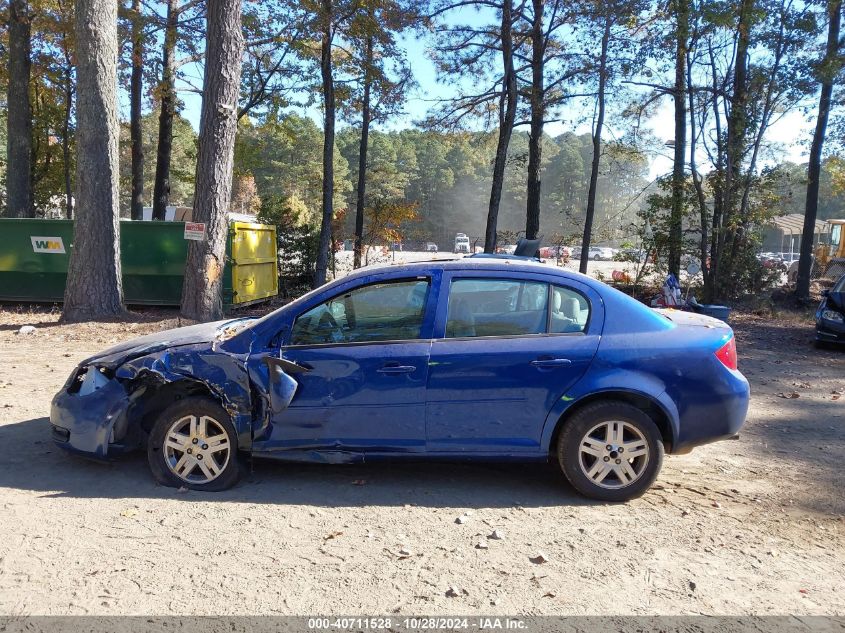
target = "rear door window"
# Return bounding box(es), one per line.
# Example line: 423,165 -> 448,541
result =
446,278 -> 549,338
550,285 -> 590,333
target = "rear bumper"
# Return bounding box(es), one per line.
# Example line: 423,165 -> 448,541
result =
50,378 -> 139,459
671,369 -> 750,454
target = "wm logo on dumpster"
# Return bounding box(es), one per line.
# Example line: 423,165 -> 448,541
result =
30,236 -> 66,254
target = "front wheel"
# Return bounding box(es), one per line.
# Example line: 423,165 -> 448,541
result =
557,401 -> 664,501
147,396 -> 243,491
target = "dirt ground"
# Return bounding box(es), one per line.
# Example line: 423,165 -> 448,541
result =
0,304 -> 843,616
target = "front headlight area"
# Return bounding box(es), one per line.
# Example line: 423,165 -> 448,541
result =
60,364 -> 135,446
821,309 -> 844,323
66,364 -> 115,396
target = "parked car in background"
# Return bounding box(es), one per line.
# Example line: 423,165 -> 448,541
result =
51,257 -> 749,501
758,253 -> 785,270
615,248 -> 647,263
816,273 -> 845,346
426,242 -> 438,253
539,245 -> 571,259
589,246 -> 614,261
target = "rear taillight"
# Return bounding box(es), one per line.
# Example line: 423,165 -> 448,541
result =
715,336 -> 738,370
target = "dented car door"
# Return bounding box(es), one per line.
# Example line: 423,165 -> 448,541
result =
250,275 -> 437,458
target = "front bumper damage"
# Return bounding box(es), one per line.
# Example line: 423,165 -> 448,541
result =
50,369 -> 143,459
50,337 -> 272,460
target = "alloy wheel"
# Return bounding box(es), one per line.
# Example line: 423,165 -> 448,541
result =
163,414 -> 231,484
577,420 -> 650,489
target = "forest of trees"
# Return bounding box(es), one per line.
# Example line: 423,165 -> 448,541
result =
0,0 -> 843,318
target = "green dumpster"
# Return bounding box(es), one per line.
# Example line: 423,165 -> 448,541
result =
0,218 -> 278,308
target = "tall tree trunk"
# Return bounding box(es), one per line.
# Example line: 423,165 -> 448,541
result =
688,43 -> 710,295
717,0 -> 753,297
353,34 -> 373,270
668,0 -> 689,278
130,0 -> 145,220
62,58 -> 73,219
796,0 -> 842,301
6,0 -> 33,218
579,14 -> 610,273
60,12 -> 74,220
182,0 -> 244,321
705,41 -> 724,302
314,0 -> 334,288
525,0 -> 544,240
180,0 -> 244,320
152,0 -> 178,221
485,0 -> 517,254
63,0 -> 124,321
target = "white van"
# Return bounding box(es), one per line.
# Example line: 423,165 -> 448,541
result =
454,234 -> 470,254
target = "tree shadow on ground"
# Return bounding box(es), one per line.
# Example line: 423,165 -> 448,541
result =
0,416 -> 598,509
740,410 -> 845,516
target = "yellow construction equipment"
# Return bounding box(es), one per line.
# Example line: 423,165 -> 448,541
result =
817,219 -> 845,280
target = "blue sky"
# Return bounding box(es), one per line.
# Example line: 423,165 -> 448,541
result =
157,5 -> 812,179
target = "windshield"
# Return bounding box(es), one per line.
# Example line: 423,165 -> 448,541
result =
831,224 -> 842,248
246,282 -> 332,336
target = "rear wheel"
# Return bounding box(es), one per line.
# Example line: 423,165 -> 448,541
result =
557,401 -> 664,501
147,396 -> 243,491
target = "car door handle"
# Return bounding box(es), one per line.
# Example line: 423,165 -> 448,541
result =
377,364 -> 416,374
530,358 -> 572,368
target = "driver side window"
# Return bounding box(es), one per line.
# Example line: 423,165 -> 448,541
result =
290,279 -> 430,346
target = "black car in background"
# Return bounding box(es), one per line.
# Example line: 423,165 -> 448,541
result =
816,274 -> 845,346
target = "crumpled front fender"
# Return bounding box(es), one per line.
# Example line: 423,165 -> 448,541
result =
51,378 -> 134,458
51,342 -> 300,458
117,344 -> 256,448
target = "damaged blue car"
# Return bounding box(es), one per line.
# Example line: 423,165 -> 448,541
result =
51,258 -> 749,501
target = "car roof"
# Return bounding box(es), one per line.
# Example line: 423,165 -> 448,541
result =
240,254 -> 674,346
339,257 -> 602,289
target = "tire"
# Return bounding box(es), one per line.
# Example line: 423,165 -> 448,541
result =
557,400 -> 664,502
147,396 -> 243,491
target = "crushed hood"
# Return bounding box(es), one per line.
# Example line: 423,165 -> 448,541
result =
82,318 -> 253,368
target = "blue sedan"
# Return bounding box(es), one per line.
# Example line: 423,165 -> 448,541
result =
51,257 -> 749,501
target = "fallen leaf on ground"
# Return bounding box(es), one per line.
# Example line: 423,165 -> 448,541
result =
119,509 -> 138,518
323,531 -> 343,541
777,391 -> 800,399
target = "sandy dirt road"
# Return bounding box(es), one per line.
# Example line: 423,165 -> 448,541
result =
0,306 -> 842,616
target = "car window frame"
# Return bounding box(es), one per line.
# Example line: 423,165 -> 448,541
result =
433,270 -> 600,341
284,274 -> 438,349
549,283 -> 592,334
